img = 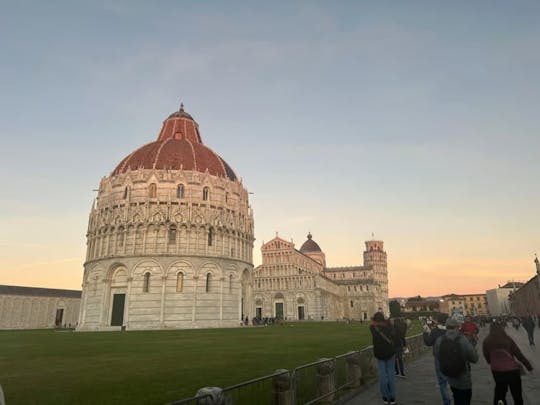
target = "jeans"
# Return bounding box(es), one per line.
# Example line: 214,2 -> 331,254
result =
492,369 -> 523,405
434,357 -> 452,405
377,356 -> 396,401
450,386 -> 472,405
394,347 -> 405,376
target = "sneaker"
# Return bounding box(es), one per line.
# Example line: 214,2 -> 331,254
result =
496,401 -> 504,405
389,400 -> 396,405
397,374 -> 406,378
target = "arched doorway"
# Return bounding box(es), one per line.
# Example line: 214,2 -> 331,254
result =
274,293 -> 285,319
297,297 -> 305,320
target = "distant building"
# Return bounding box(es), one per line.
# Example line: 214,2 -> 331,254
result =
439,294 -> 465,317
486,282 -> 523,316
252,234 -> 388,321
401,296 -> 440,313
460,293 -> 489,316
0,285 -> 80,329
509,257 -> 540,316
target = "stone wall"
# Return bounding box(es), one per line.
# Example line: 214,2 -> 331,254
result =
0,294 -> 80,329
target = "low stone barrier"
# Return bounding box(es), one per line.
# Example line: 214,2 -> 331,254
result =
167,333 -> 429,405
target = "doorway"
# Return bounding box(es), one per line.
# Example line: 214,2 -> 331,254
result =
55,308 -> 64,327
111,293 -> 126,326
275,302 -> 284,319
297,306 -> 305,320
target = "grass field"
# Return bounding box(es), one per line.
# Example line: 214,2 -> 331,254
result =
0,321 -> 421,405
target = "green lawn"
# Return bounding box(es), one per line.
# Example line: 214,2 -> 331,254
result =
0,321 -> 421,405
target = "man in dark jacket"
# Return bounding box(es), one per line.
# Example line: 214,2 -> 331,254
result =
522,315 -> 535,346
423,313 -> 451,405
370,312 -> 397,405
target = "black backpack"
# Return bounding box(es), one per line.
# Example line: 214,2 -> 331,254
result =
439,335 -> 466,377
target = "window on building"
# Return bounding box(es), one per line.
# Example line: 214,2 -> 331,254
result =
168,225 -> 177,244
229,274 -> 233,293
149,183 -> 157,198
225,192 -> 229,203
123,186 -> 129,199
206,273 -> 211,292
143,273 -> 150,292
208,228 -> 213,246
176,272 -> 184,292
202,187 -> 209,201
177,184 -> 184,199
117,227 -> 125,248
350,300 -> 354,307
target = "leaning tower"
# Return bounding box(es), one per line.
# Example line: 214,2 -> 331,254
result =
77,104 -> 255,331
363,240 -> 388,314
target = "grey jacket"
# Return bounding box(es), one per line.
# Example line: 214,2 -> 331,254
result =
434,329 -> 479,389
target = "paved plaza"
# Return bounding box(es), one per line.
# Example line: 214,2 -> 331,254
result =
345,325 -> 540,404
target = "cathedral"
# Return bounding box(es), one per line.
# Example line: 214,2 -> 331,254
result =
252,233 -> 388,322
77,105 -> 388,330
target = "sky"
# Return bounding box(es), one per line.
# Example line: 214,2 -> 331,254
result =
1,1 -> 539,297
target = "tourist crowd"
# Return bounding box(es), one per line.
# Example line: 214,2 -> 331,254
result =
370,312 -> 537,405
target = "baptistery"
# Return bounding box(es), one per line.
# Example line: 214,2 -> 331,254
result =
77,105 -> 255,330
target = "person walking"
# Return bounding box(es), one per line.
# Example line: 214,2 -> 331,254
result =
482,322 -> 533,405
370,312 -> 397,405
435,318 -> 478,405
423,313 -> 451,405
522,315 -> 535,346
392,317 -> 407,378
460,316 -> 479,347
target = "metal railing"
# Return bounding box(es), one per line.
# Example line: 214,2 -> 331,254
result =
222,369 -> 290,405
168,333 -> 429,405
166,393 -> 213,405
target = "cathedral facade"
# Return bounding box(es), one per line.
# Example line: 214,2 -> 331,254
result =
77,106 -> 255,331
252,234 -> 388,322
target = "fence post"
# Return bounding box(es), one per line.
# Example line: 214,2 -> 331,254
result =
195,387 -> 230,405
272,369 -> 293,405
345,351 -> 362,387
316,358 -> 336,401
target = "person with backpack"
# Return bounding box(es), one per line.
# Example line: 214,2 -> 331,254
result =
423,313 -> 451,405
482,321 -> 532,405
434,317 -> 478,405
370,312 -> 397,405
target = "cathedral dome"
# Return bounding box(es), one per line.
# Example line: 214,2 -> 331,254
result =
299,233 -> 322,253
112,104 -> 237,181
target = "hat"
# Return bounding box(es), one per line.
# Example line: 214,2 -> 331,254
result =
446,318 -> 460,328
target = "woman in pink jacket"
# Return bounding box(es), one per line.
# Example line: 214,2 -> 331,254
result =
482,322 -> 533,405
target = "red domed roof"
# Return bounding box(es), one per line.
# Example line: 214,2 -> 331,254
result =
300,233 -> 322,253
112,105 -> 237,181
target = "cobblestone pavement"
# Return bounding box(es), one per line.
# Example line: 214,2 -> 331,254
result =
344,325 -> 539,405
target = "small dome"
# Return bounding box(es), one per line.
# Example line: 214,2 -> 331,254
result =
111,104 -> 237,181
299,233 -> 322,253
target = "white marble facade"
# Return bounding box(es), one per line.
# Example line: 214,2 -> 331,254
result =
251,235 -> 388,322
77,107 -> 255,331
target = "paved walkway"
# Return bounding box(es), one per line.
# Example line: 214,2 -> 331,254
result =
344,325 -> 540,404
